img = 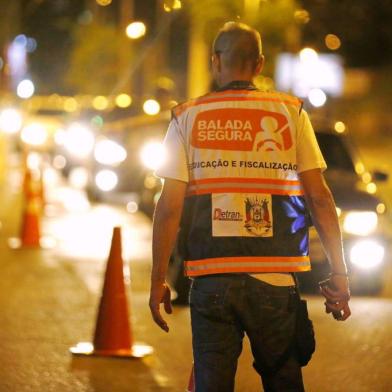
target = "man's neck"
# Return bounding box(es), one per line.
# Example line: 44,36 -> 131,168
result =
217,73 -> 254,87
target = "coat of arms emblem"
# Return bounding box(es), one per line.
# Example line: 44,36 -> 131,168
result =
244,196 -> 273,236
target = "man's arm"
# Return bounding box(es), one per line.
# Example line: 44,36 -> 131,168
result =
299,168 -> 351,320
149,178 -> 187,332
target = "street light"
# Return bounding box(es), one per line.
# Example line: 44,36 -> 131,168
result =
126,22 -> 146,40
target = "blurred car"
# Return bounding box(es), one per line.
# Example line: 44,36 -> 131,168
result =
299,125 -> 389,294
83,112 -> 170,216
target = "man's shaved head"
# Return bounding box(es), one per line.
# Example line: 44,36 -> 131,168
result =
213,22 -> 262,72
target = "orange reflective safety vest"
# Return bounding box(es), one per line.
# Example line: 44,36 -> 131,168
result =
174,81 -> 312,277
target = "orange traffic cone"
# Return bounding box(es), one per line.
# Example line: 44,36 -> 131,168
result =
9,169 -> 43,249
70,226 -> 153,358
19,196 -> 41,247
187,365 -> 195,392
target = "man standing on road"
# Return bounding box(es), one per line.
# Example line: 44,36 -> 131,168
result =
150,22 -> 351,391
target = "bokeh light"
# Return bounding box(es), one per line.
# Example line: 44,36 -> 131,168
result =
21,123 -> 47,146
92,96 -> 109,111
140,142 -> 166,170
143,99 -> 160,115
308,88 -> 327,107
115,94 -> 132,108
0,108 -> 23,134
334,121 -> 346,133
163,0 -> 182,12
126,201 -> 139,214
69,167 -> 90,189
325,34 -> 341,50
64,123 -> 95,159
366,182 -> 377,194
294,9 -> 310,24
377,203 -> 386,214
64,97 -> 78,112
299,48 -> 318,63
96,0 -> 112,6
95,170 -> 118,192
126,22 -> 146,39
94,139 -> 127,166
17,79 -> 35,99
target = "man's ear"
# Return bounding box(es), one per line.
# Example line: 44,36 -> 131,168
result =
254,55 -> 264,76
211,53 -> 221,72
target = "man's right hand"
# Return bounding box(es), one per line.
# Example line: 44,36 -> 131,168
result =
149,281 -> 172,332
319,275 -> 351,321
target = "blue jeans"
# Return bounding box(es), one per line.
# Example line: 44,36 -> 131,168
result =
190,274 -> 305,392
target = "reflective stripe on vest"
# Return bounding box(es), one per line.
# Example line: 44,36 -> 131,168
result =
185,256 -> 311,276
186,177 -> 303,197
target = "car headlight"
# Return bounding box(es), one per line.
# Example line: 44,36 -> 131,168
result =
140,142 -> 166,171
349,240 -> 384,269
343,211 -> 378,236
64,123 -> 95,159
94,139 -> 127,166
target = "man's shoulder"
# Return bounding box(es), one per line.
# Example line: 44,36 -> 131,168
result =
171,92 -> 216,118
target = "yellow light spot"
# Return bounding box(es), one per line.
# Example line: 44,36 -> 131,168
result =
376,203 -> 386,214
115,94 -> 132,108
143,99 -> 160,116
362,172 -> 372,184
366,182 -> 377,194
336,207 -> 342,217
96,0 -> 112,6
334,121 -> 346,133
64,97 -> 78,113
325,34 -> 341,50
164,0 -> 181,12
355,162 -> 365,174
294,9 -> 310,24
92,96 -> 109,111
126,22 -> 146,40
157,76 -> 175,90
172,0 -> 182,10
